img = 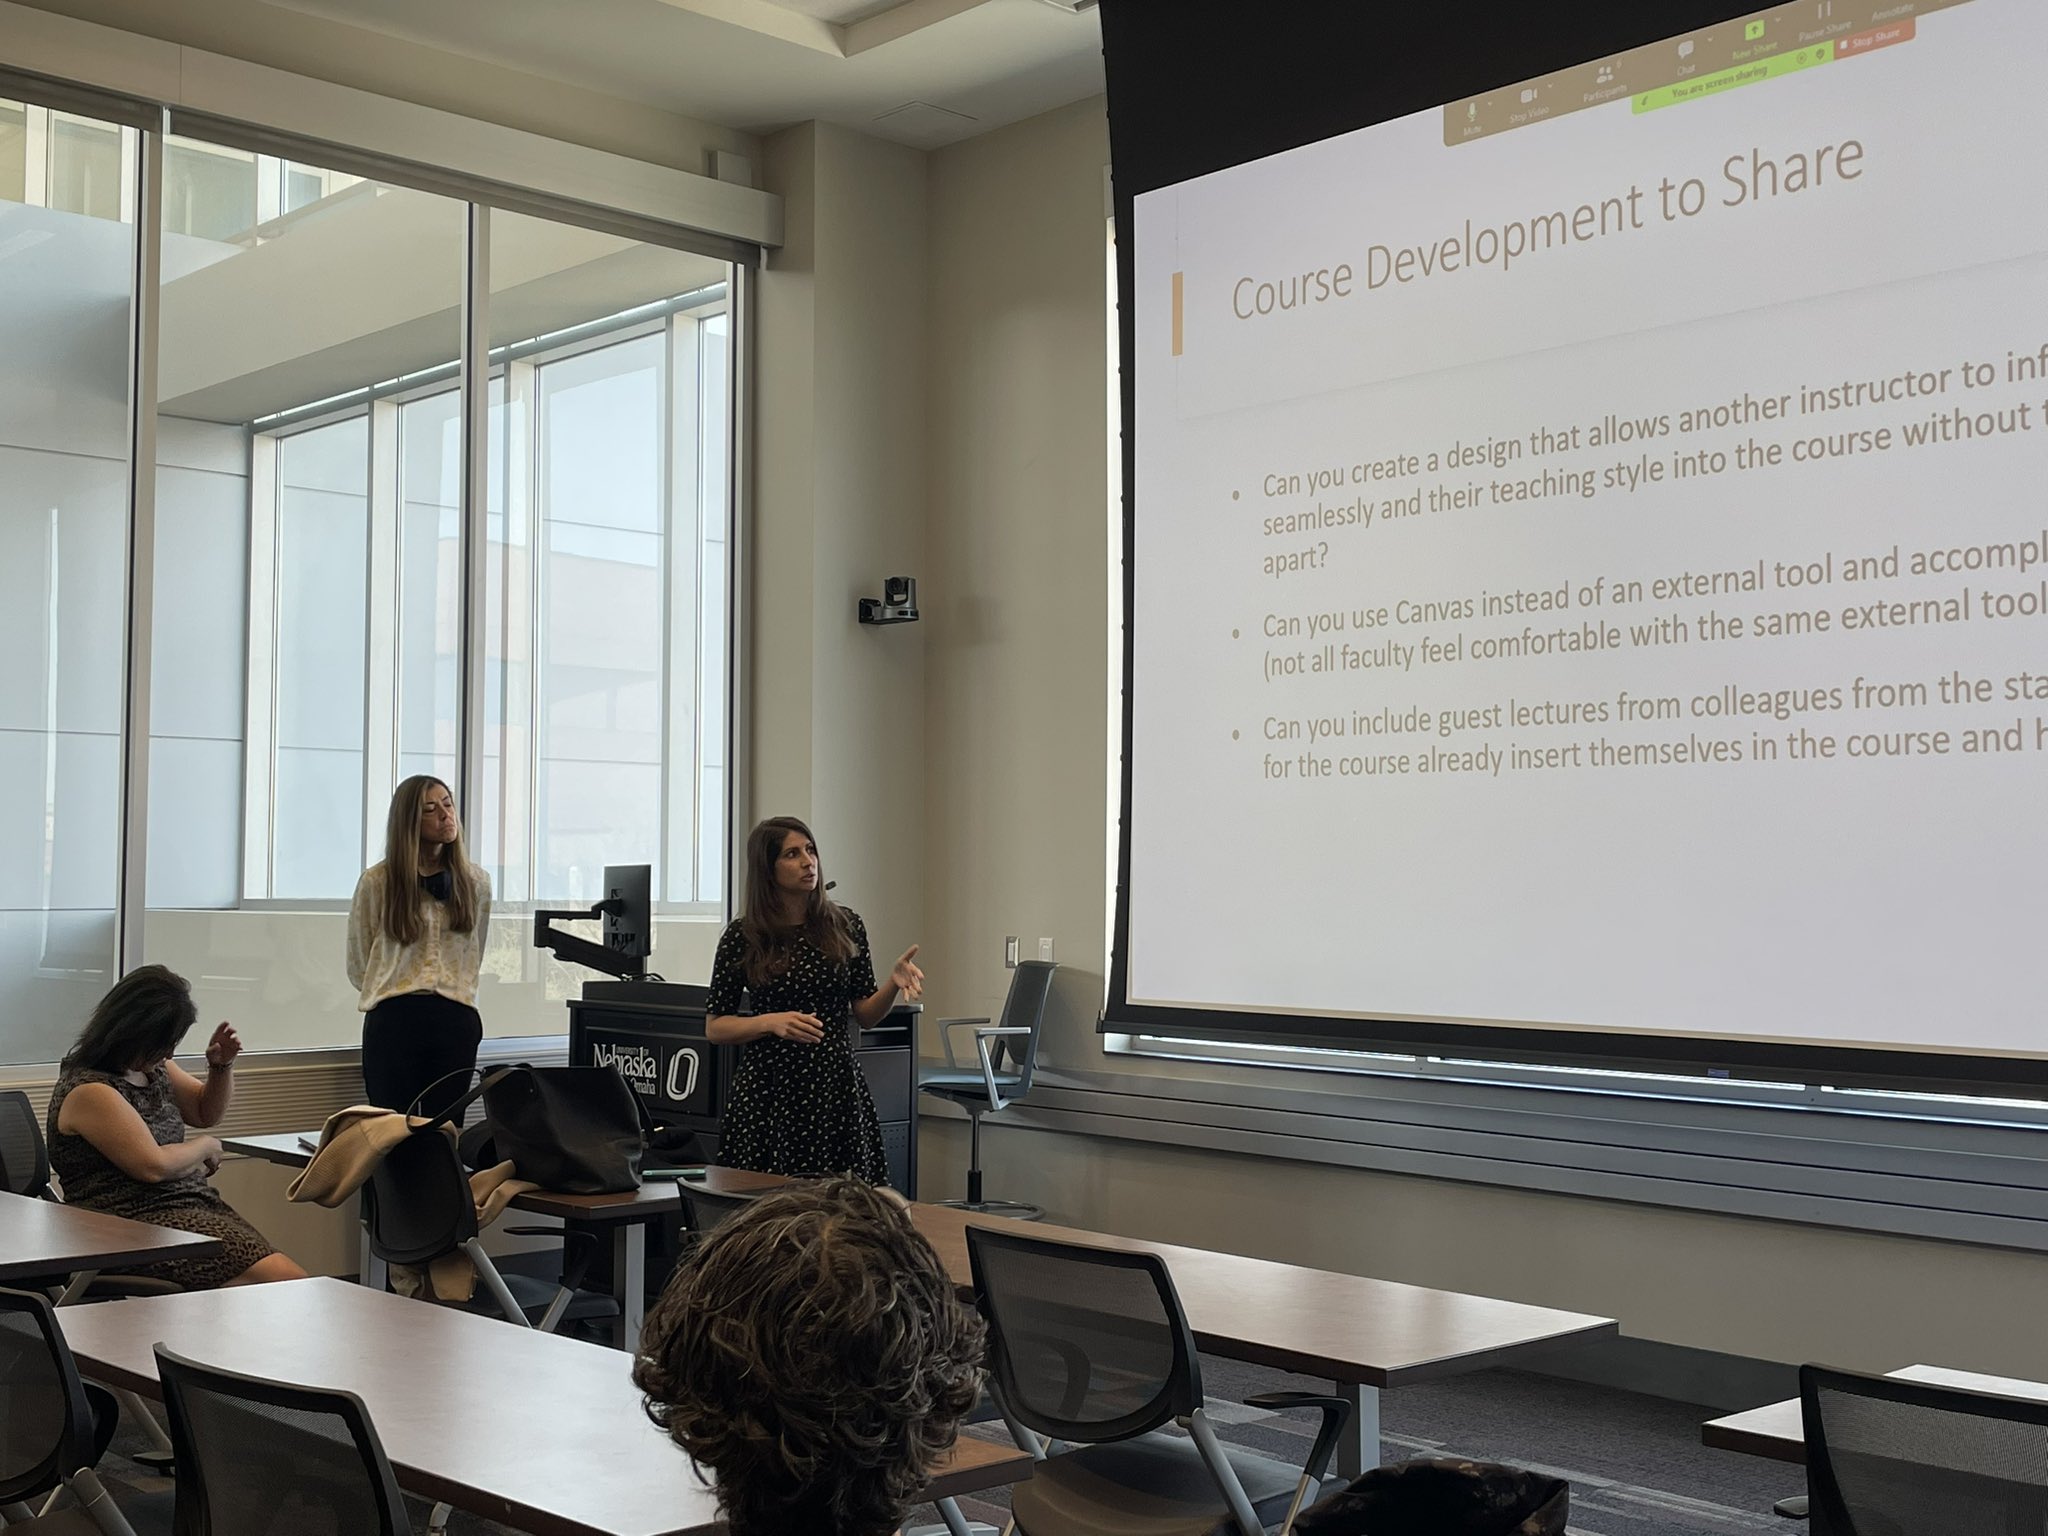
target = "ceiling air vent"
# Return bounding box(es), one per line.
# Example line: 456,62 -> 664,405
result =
869,100 -> 982,150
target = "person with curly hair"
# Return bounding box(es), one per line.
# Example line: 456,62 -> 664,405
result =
633,1176 -> 985,1536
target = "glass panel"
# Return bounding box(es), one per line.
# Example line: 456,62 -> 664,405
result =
48,113 -> 121,222
398,390 -> 460,789
163,141 -> 255,242
485,209 -> 733,1035
0,101 -> 24,205
144,142 -> 466,1053
146,450 -> 249,909
536,333 -> 665,903
0,105 -> 131,1064
483,377 -> 527,900
283,161 -> 360,217
273,417 -> 369,895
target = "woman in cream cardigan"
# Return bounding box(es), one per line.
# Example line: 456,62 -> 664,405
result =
347,775 -> 491,1117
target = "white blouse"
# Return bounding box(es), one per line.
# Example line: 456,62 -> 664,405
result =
345,863 -> 493,1012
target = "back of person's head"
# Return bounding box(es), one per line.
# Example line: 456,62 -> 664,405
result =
633,1177 -> 985,1536
63,965 -> 198,1075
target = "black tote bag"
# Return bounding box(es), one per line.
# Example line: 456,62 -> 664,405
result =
451,1065 -> 652,1194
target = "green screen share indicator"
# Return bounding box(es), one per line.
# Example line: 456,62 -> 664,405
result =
1633,42 -> 1833,114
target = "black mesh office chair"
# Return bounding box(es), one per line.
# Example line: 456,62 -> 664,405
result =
156,1347 -> 411,1536
0,1089 -> 55,1199
967,1224 -> 1349,1536
362,1128 -> 614,1334
919,961 -> 1056,1216
0,1287 -> 163,1535
677,1183 -> 757,1241
1801,1364 -> 2048,1535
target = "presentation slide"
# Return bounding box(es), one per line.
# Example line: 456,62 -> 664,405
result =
1126,0 -> 2048,1059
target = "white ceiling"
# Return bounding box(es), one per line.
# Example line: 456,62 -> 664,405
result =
257,0 -> 1104,149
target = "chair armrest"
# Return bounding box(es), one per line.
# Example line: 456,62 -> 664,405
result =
503,1227 -> 601,1292
974,1027 -> 1033,1110
1245,1392 -> 1352,1483
934,1016 -> 991,1069
1244,1391 -> 1354,1529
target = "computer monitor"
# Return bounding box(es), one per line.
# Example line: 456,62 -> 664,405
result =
602,864 -> 651,966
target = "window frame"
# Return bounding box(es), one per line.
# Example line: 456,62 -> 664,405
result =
241,296 -> 732,914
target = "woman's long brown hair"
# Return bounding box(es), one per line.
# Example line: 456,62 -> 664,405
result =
738,816 -> 854,988
380,775 -> 480,946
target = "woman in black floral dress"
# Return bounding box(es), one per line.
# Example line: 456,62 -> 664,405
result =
707,817 -> 925,1184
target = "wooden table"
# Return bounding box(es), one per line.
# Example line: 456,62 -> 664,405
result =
910,1204 -> 1617,1478
223,1135 -> 776,1348
0,1188 -> 220,1297
56,1276 -> 1030,1536
1703,1364 -> 2048,1464
225,1138 -> 1617,1476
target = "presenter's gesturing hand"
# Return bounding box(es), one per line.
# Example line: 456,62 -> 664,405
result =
763,1011 -> 827,1044
890,947 -> 924,1003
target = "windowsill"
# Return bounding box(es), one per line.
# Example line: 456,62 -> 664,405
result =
953,1048 -> 2048,1254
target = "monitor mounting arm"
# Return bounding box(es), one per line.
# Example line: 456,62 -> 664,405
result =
532,899 -> 645,981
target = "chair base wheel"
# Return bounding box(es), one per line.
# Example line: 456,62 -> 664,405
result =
930,1197 -> 1044,1221
132,1448 -> 175,1473
1773,1494 -> 1809,1519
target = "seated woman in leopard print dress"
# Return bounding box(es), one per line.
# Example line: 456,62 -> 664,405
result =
46,965 -> 307,1290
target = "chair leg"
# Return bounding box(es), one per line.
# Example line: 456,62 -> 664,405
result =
966,1107 -> 983,1206
111,1388 -> 174,1455
534,1285 -> 574,1335
463,1240 -> 535,1328
931,1107 -> 1043,1220
68,1467 -> 139,1536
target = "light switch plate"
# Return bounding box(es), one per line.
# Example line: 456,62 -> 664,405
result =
1038,937 -> 1055,962
1004,935 -> 1019,968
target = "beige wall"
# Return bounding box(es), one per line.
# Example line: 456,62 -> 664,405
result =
916,94 -> 2048,1380
923,96 -> 1114,1045
753,122 -> 927,958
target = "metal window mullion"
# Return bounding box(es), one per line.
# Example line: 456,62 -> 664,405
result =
458,206 -> 491,852
243,436 -> 280,900
114,116 -> 163,970
528,363 -> 549,896
502,358 -> 537,901
723,265 -> 751,918
663,313 -> 701,904
363,398 -> 400,861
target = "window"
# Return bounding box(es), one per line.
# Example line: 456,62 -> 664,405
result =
2,102 -> 741,1062
270,417 -> 373,898
163,140 -> 255,243
0,101 -> 135,1064
242,297 -> 731,910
